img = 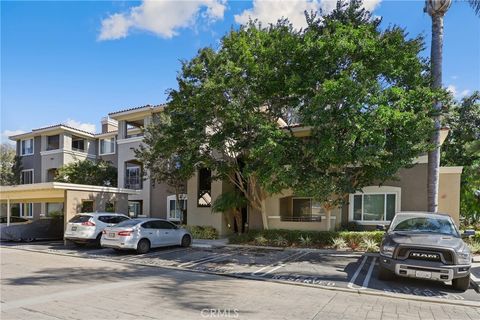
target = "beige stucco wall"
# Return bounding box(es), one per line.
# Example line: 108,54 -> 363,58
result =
186,172 -> 231,236
438,169 -> 462,226
262,189 -> 341,231
63,190 -> 128,229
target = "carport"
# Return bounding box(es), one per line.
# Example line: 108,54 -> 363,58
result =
0,182 -> 139,229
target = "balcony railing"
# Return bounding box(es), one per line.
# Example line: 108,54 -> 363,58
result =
280,215 -> 322,222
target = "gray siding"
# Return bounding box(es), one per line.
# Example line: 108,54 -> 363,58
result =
17,137 -> 42,183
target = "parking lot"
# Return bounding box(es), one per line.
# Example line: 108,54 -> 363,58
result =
2,241 -> 479,304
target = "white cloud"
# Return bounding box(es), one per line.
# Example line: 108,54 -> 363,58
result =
98,0 -> 227,40
64,119 -> 96,133
234,0 -> 382,29
460,89 -> 471,97
447,84 -> 457,96
1,130 -> 26,145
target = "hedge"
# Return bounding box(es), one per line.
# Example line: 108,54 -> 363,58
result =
228,229 -> 384,250
182,225 -> 219,240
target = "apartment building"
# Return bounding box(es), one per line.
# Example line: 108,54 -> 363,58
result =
7,105 -> 185,222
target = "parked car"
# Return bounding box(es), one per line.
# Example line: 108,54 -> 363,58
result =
101,218 -> 192,254
1,217 -> 63,242
64,213 -> 130,247
378,212 -> 474,291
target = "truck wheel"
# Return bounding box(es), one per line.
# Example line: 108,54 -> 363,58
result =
378,265 -> 394,281
452,274 -> 470,292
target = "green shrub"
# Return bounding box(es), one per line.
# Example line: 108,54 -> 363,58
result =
227,229 -> 384,251
182,225 -> 219,240
299,235 -> 313,247
254,235 -> 268,246
361,238 -> 380,252
467,241 -> 480,254
332,237 -> 347,249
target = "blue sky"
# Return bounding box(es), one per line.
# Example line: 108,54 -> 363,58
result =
1,0 -> 479,143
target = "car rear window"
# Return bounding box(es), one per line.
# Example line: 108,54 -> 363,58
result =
69,215 -> 91,223
98,216 -> 130,224
115,219 -> 142,228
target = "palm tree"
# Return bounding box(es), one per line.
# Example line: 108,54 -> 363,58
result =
425,0 -> 480,213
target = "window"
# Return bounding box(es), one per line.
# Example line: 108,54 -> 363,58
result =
21,139 -> 34,156
20,170 -> 34,184
47,135 -> 60,150
125,162 -> 142,189
99,137 -> 115,155
167,194 -> 186,221
81,200 -> 94,213
72,137 -> 85,152
46,168 -> 57,182
197,168 -> 211,207
19,203 -> 33,218
280,197 -> 322,222
352,193 -> 397,222
46,203 -> 63,216
128,201 -> 142,217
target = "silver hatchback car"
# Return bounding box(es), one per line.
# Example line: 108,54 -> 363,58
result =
101,218 -> 192,254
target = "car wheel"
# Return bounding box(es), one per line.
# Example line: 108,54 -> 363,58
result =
136,239 -> 150,254
181,235 -> 192,247
452,274 -> 470,292
377,265 -> 394,281
94,233 -> 102,248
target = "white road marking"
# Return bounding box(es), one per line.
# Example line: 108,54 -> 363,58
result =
360,257 -> 377,290
178,250 -> 241,268
252,251 -> 310,277
347,255 -> 368,289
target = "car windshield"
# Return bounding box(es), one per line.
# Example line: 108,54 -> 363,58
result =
391,216 -> 459,236
115,219 -> 143,228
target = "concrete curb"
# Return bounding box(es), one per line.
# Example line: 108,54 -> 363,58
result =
4,246 -> 479,308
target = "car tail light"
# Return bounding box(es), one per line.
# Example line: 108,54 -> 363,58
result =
82,221 -> 95,226
118,230 -> 133,236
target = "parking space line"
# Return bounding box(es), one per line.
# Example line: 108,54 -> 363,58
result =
178,249 -> 244,268
347,255 -> 368,289
252,251 -> 310,277
360,257 -> 376,290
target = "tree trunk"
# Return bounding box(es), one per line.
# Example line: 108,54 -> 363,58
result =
325,207 -> 332,231
261,200 -> 268,230
427,13 -> 445,213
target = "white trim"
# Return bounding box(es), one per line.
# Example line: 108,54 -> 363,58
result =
166,194 -> 187,221
348,186 -> 401,223
98,136 -> 116,156
20,169 -> 34,184
117,136 -> 144,144
19,203 -> 33,218
412,155 -> 428,164
20,138 -> 34,156
440,166 -> 463,174
0,182 -> 140,195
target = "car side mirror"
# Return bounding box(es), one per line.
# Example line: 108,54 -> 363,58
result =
462,229 -> 476,238
376,224 -> 387,231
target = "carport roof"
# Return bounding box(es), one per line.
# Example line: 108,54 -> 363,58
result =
0,182 -> 139,201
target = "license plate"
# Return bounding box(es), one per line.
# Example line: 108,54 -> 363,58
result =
71,226 -> 77,231
415,271 -> 432,279
109,233 -> 115,238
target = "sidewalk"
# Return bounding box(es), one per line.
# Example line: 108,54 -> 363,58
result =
191,238 -> 228,248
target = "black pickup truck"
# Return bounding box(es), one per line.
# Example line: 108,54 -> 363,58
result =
378,212 -> 474,291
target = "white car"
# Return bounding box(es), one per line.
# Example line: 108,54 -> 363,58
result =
101,218 -> 192,254
64,213 -> 130,247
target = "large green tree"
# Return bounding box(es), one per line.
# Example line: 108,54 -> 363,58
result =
55,159 -> 117,187
442,92 -> 480,224
0,143 -> 22,185
140,0 -> 444,230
